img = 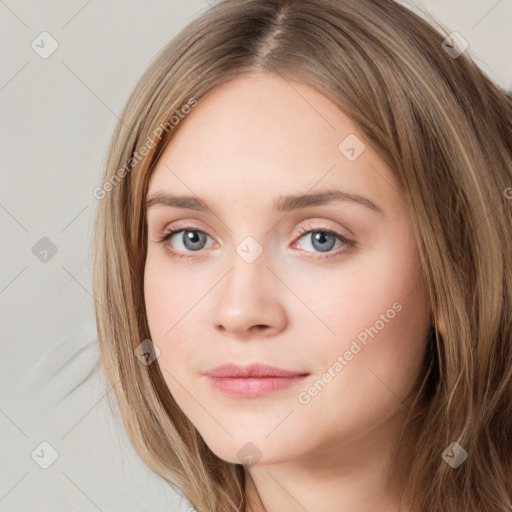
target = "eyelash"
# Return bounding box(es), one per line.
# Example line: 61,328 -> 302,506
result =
156,223 -> 356,261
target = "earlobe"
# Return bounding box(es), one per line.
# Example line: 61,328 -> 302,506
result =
434,314 -> 445,337
428,306 -> 445,338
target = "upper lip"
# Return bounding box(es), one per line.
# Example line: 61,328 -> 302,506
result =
203,363 -> 309,378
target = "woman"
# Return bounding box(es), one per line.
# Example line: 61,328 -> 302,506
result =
92,1 -> 512,510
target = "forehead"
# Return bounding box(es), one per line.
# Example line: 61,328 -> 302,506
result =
147,72 -> 401,216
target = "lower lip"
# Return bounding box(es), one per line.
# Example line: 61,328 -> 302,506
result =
207,375 -> 309,397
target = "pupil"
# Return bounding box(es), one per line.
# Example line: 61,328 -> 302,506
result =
313,232 -> 335,252
184,231 -> 204,250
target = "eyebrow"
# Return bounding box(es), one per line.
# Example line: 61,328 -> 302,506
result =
145,189 -> 384,215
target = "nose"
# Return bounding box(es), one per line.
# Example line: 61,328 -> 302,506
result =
213,248 -> 287,339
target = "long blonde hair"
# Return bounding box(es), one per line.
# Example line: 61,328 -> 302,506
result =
91,1 -> 512,510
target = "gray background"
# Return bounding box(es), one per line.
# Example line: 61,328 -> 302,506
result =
1,1 -> 510,510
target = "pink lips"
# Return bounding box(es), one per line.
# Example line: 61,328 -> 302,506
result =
203,363 -> 309,397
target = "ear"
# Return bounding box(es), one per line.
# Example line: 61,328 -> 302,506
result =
428,304 -> 447,337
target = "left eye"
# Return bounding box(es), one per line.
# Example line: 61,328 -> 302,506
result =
293,228 -> 354,256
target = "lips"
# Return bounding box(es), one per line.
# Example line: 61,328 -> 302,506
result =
203,363 -> 310,397
203,363 -> 309,378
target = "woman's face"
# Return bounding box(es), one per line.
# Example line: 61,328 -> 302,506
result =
144,71 -> 432,466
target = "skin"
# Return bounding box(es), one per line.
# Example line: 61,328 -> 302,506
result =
144,71 -> 432,512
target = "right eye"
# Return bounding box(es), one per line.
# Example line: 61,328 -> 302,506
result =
158,227 -> 215,259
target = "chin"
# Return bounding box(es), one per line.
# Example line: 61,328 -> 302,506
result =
199,431 -> 301,467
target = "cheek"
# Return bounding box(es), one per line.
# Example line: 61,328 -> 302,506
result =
143,251 -> 199,339
289,269 -> 429,449
294,231 -> 430,389
144,274 -> 193,406
143,253 -> 213,390
290,241 -> 426,346
320,247 -> 430,403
